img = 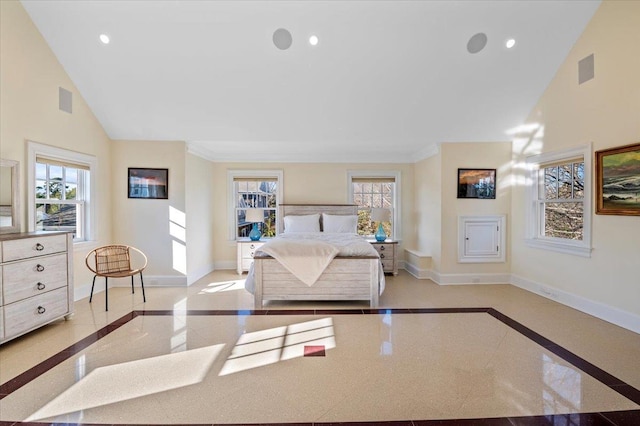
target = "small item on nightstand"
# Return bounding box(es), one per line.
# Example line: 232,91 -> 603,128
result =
249,223 -> 261,241
371,208 -> 391,242
245,209 -> 264,241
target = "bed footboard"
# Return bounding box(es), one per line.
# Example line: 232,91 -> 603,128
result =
253,255 -> 379,309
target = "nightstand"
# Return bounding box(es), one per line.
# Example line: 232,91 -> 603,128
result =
368,239 -> 398,275
237,239 -> 265,275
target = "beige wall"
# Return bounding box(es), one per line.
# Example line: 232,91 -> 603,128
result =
0,0 -> 113,295
414,150 -> 441,271
111,140 -> 186,284
511,0 -> 640,319
185,153 -> 216,284
210,162 -> 415,267
412,142 -> 512,280
440,143 -> 512,274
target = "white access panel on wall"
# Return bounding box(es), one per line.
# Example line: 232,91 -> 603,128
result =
458,215 -> 506,263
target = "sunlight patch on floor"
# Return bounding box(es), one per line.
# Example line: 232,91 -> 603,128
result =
219,317 -> 335,375
27,344 -> 224,422
199,280 -> 246,294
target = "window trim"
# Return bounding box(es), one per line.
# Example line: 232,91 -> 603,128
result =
227,170 -> 283,241
347,170 -> 401,240
524,144 -> 592,257
27,141 -> 97,242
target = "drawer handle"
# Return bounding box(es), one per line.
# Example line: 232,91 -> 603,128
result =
35,243 -> 45,251
37,306 -> 46,314
380,253 -> 385,258
380,245 -> 385,251
250,252 -> 255,258
250,244 -> 255,249
37,282 -> 46,290
36,264 -> 45,272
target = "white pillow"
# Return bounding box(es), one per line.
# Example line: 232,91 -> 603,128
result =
322,213 -> 358,234
283,214 -> 320,233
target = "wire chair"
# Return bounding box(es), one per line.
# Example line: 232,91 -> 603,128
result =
85,245 -> 147,311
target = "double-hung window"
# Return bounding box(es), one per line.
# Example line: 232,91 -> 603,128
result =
348,171 -> 401,239
28,141 -> 96,242
525,144 -> 591,256
227,170 -> 283,240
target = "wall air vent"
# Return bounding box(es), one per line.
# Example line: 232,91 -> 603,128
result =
59,87 -> 72,113
578,53 -> 594,85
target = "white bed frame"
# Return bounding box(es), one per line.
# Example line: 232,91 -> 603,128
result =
252,204 -> 380,309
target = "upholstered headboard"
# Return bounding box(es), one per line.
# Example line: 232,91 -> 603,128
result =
278,204 -> 357,233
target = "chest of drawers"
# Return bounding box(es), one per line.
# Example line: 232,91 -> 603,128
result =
237,239 -> 265,275
0,232 -> 74,344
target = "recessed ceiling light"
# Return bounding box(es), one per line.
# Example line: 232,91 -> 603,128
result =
506,38 -> 516,49
309,35 -> 319,46
273,28 -> 292,50
467,33 -> 487,54
99,34 -> 110,44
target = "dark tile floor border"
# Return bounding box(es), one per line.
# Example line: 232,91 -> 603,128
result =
1,308 -> 639,426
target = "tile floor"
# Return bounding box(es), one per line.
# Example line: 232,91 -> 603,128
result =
0,270 -> 639,425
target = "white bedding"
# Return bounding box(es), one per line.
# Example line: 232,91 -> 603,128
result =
244,233 -> 386,295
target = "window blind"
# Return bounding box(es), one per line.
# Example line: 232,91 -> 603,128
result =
36,156 -> 90,171
233,177 -> 278,182
351,177 -> 395,183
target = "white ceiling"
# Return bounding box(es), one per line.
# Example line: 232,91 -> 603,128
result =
21,0 -> 601,163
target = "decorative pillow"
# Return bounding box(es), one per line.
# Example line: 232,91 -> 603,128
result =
283,214 -> 320,233
322,213 -> 358,234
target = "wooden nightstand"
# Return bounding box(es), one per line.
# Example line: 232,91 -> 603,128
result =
237,239 -> 265,275
368,239 -> 398,275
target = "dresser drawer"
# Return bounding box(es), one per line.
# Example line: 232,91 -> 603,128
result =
241,258 -> 256,270
372,243 -> 394,256
2,254 -> 68,304
380,260 -> 394,272
0,306 -> 4,340
241,242 -> 263,258
3,287 -> 68,340
2,234 -> 67,262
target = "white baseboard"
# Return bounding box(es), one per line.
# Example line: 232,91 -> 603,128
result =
511,274 -> 640,334
433,272 -> 511,285
404,262 -> 431,279
214,260 -> 237,271
188,263 -> 216,286
404,264 -> 639,333
75,274 -> 188,301
403,262 -> 510,285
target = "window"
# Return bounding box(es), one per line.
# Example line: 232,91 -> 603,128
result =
525,145 -> 591,257
28,141 -> 96,242
227,170 -> 283,240
348,171 -> 401,239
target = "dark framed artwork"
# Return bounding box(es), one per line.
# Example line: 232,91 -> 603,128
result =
595,142 -> 640,216
457,168 -> 496,199
128,168 -> 168,199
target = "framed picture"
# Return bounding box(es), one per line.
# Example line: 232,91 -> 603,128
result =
128,168 -> 168,199
457,168 -> 496,199
595,142 -> 640,215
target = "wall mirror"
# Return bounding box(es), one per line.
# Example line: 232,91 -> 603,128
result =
0,159 -> 20,234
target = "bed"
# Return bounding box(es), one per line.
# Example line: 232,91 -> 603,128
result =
245,204 -> 385,309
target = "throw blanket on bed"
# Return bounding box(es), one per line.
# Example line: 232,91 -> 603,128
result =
258,238 -> 340,286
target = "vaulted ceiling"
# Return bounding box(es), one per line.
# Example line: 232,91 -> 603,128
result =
21,0 -> 600,163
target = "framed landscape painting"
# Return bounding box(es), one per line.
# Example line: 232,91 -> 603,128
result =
595,142 -> 640,215
457,168 -> 496,199
128,168 -> 169,199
